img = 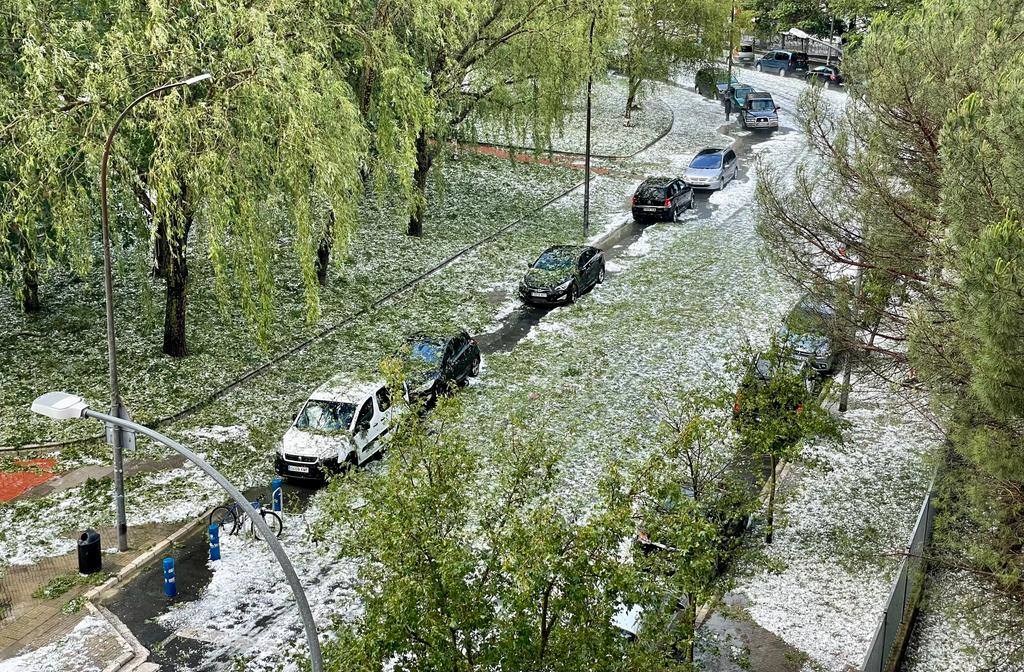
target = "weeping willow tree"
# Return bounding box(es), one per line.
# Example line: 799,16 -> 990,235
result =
1,0 -> 368,355
356,0 -> 621,237
615,0 -> 729,119
0,0 -> 104,314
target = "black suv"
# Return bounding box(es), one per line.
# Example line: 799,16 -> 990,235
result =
519,245 -> 605,306
400,330 -> 481,404
779,295 -> 842,375
631,177 -> 693,222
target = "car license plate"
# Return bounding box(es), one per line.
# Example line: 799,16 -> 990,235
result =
643,207 -> 656,212
287,465 -> 309,473
531,291 -> 546,298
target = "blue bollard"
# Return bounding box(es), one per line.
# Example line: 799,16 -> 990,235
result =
162,557 -> 177,597
272,477 -> 283,513
208,524 -> 220,562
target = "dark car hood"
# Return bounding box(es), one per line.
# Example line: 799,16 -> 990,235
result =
524,267 -> 572,289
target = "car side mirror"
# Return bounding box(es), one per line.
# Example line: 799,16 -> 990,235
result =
775,106 -> 781,112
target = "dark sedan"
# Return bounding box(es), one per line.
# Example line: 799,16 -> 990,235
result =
631,177 -> 693,222
519,245 -> 605,306
400,330 -> 481,405
805,65 -> 844,87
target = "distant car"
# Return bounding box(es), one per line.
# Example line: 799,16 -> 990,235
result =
755,50 -> 809,77
275,377 -> 398,481
779,295 -> 842,375
805,65 -> 844,87
736,43 -> 755,64
631,177 -> 694,222
683,148 -> 738,190
695,66 -> 738,99
400,330 -> 481,405
737,92 -> 779,131
519,245 -> 605,306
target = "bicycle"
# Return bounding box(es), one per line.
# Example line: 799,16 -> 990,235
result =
208,495 -> 283,541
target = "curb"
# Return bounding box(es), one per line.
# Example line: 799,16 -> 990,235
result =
461,94 -> 675,162
3,96 -> 678,457
79,507 -> 214,671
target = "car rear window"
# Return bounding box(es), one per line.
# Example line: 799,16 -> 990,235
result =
637,184 -> 666,200
739,45 -> 753,53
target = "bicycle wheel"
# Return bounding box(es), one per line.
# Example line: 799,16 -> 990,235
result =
209,505 -> 238,535
253,509 -> 283,540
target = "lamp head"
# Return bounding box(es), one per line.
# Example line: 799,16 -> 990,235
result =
31,392 -> 90,420
184,73 -> 213,86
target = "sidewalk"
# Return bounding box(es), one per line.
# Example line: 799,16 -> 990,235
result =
0,520 -> 180,669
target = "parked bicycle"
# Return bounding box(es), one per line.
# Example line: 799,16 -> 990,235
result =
208,495 -> 283,541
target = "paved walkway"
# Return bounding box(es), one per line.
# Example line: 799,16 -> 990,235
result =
0,521 -> 179,667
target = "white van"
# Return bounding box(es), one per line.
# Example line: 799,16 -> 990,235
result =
275,377 -> 399,481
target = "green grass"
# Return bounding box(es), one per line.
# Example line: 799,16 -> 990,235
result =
32,570 -> 111,600
0,152 -> 581,450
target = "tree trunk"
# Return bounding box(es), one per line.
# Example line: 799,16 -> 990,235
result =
21,262 -> 40,314
408,130 -> 433,237
766,454 -> 777,544
153,217 -> 171,278
685,593 -> 697,664
162,187 -> 192,358
316,210 -> 335,287
625,75 -> 642,120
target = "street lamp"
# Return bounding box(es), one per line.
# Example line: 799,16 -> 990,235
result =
31,391 -> 324,672
100,72 -> 212,552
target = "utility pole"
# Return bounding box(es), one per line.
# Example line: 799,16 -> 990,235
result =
99,73 -> 212,551
583,10 -> 596,238
838,266 -> 863,413
727,0 -> 736,84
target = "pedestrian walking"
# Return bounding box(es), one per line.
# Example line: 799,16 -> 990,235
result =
724,86 -> 734,120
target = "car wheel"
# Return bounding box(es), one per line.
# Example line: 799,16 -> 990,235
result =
597,264 -> 606,284
779,67 -> 786,77
470,356 -> 481,377
568,282 -> 579,303
688,195 -> 695,209
756,63 -> 763,72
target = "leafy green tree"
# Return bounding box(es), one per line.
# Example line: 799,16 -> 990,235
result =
732,343 -> 841,543
615,0 -> 728,118
318,397 -> 639,672
359,0 -> 619,237
754,0 -> 1024,596
1,0 -> 368,354
629,388 -> 758,665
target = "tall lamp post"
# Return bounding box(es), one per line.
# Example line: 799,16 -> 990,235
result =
100,72 -> 211,552
582,10 -> 596,238
31,392 -> 324,672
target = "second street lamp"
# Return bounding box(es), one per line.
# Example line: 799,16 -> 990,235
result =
100,72 -> 212,552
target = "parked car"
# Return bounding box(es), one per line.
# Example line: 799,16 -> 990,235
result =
755,50 -> 809,77
727,84 -> 755,110
400,330 -> 481,405
737,91 -> 779,131
732,353 -> 817,424
631,177 -> 693,222
736,43 -> 755,65
519,245 -> 605,306
805,65 -> 844,87
694,66 -> 738,99
683,148 -> 738,190
275,377 -> 398,481
779,294 -> 842,375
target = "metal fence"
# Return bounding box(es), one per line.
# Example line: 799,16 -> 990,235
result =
859,485 -> 936,672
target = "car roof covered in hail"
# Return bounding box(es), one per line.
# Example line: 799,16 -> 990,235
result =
308,375 -> 383,404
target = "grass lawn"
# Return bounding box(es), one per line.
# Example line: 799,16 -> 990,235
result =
0,153 -> 580,449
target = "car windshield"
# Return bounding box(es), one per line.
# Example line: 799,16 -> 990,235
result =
690,154 -> 722,169
295,400 -> 356,433
787,300 -> 835,333
408,338 -> 443,365
534,250 -> 575,271
750,99 -> 775,112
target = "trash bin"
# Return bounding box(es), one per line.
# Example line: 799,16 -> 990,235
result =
77,529 -> 102,575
